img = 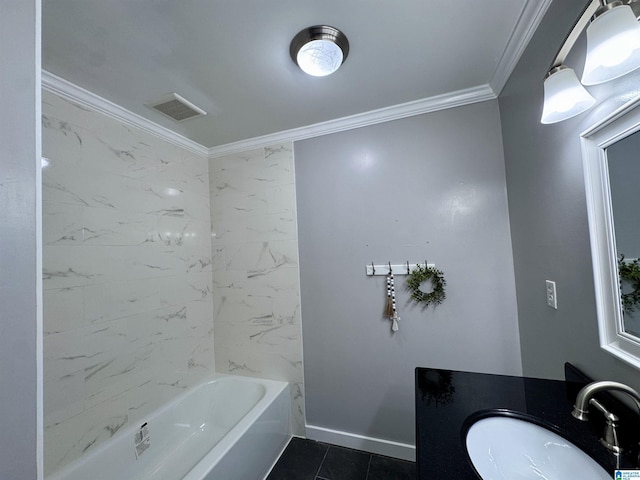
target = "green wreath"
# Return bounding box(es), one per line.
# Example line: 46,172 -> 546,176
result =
619,255 -> 640,313
406,264 -> 446,308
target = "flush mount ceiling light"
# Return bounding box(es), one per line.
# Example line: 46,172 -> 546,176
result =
290,25 -> 349,77
541,0 -> 640,124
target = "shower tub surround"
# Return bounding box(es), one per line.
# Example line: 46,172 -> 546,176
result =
209,145 -> 305,436
42,91 -> 215,476
47,375 -> 291,480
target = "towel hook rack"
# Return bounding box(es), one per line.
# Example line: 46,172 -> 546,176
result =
366,261 -> 435,276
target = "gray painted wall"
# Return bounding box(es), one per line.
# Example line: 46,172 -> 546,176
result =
500,0 -> 640,388
0,1 -> 42,478
295,100 -> 521,447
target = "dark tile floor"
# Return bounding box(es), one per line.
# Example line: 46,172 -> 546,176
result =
266,437 -> 416,480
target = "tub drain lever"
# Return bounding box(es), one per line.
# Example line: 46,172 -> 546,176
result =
134,422 -> 151,459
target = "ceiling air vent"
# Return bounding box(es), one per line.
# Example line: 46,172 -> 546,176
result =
147,93 -> 206,122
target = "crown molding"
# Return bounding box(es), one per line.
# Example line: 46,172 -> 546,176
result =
41,70 -> 209,157
208,84 -> 497,158
42,70 -> 497,161
490,0 -> 553,95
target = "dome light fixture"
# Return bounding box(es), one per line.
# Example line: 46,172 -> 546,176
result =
290,25 -> 349,77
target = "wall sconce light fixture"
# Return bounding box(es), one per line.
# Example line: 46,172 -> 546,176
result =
541,0 -> 640,124
290,25 -> 349,77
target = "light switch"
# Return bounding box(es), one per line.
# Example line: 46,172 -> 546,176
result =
546,280 -> 557,309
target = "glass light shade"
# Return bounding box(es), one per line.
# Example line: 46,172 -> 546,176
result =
541,67 -> 596,124
582,5 -> 640,85
296,39 -> 344,77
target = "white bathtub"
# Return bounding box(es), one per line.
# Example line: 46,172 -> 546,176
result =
48,375 -> 291,480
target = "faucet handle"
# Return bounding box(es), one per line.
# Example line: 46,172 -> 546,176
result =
590,398 -> 624,454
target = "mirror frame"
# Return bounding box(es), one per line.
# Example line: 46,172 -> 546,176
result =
582,96 -> 640,369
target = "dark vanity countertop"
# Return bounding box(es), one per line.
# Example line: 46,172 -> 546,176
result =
415,365 -> 640,479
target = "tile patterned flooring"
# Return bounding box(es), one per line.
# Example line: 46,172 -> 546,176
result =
266,437 -> 416,480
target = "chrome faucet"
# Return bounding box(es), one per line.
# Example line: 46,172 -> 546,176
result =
572,381 -> 640,456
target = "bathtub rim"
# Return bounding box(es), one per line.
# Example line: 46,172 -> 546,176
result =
181,374 -> 290,480
46,373 -> 290,480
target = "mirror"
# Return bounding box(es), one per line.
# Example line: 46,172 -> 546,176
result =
582,96 -> 640,369
607,132 -> 640,337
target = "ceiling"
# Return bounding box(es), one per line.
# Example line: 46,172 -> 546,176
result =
42,0 -> 551,150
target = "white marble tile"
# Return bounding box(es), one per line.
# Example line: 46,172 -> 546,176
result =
43,202 -> 83,245
44,329 -> 88,426
212,241 -> 297,281
120,175 -> 186,217
44,369 -> 85,426
245,212 -> 297,243
245,266 -> 301,297
44,396 -> 129,476
187,297 -> 214,327
42,92 -> 214,476
183,190 -> 211,221
210,188 -> 268,218
182,155 -> 210,197
186,335 -> 214,373
213,291 -> 272,325
156,161 -> 194,196
44,245 -> 185,290
83,275 -> 188,324
152,215 -> 190,247
42,113 -> 84,165
81,206 -> 157,246
264,143 -> 294,165
185,252 -> 213,278
266,184 -> 296,215
44,329 -> 87,382
43,246 -> 104,289
210,143 -> 304,437
42,161 -> 94,208
126,305 -> 189,348
211,214 -> 248,246
209,148 -> 264,171
185,271 -> 213,303
246,148 -> 295,188
42,92 -> 92,130
84,345 -> 155,409
80,131 -> 155,181
43,287 -> 84,334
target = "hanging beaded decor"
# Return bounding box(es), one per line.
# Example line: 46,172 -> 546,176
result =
384,266 -> 400,332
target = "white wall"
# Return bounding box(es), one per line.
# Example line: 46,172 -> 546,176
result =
0,1 -> 42,478
209,144 -> 305,436
42,91 -> 214,476
295,100 -> 521,455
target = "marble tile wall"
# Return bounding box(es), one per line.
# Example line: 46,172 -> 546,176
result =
209,144 -> 305,435
42,91 -> 214,476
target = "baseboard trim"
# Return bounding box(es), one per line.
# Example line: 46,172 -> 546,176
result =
305,424 -> 415,462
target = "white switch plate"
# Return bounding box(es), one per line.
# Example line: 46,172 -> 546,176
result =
546,280 -> 557,309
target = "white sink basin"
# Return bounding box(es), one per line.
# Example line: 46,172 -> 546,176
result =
465,415 -> 610,480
